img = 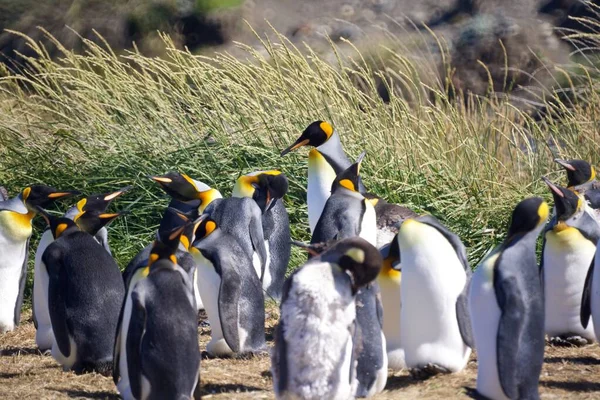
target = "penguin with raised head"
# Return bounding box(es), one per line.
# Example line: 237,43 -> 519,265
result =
555,158 -> 597,192
541,177 -> 599,346
0,185 -> 77,333
397,216 -> 473,376
377,233 -> 405,370
114,223 -> 200,400
311,154 -> 388,397
189,214 -> 266,357
39,209 -> 125,374
33,186 -> 130,351
232,170 -> 291,301
271,237 -> 383,400
281,120 -> 416,246
470,197 -> 547,400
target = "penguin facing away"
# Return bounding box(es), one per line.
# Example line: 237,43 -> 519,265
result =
271,237 -> 383,400
469,197 -> 548,400
40,210 -> 125,374
190,215 -> 266,357
33,187 -> 130,351
397,215 -> 473,376
232,170 -> 291,301
541,177 -> 599,345
114,223 -> 200,400
0,185 -> 77,333
377,233 -> 405,370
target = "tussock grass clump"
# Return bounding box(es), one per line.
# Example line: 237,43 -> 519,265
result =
0,28 -> 600,303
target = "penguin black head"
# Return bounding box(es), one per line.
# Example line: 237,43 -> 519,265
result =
37,207 -> 80,239
543,176 -> 581,221
234,170 -> 289,212
332,152 -> 365,193
191,215 -> 218,245
324,237 -> 383,295
149,172 -> 220,207
280,120 -> 335,156
75,210 -> 128,236
149,223 -> 187,268
22,185 -> 79,211
74,186 -> 132,216
506,197 -> 549,239
555,159 -> 596,187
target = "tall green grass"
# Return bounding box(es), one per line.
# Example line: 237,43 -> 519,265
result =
1,27 -> 600,304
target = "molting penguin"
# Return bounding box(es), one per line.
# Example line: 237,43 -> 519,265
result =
281,120 -> 416,246
33,187 -> 130,351
311,154 -> 388,397
40,210 -> 125,374
190,215 -> 266,357
469,197 -> 547,400
0,185 -> 77,333
271,237 -> 383,400
377,233 -> 405,370
397,216 -> 473,376
233,170 -> 291,301
114,223 -> 200,400
542,177 -> 599,346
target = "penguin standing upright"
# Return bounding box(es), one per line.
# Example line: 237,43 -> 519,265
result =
470,197 -> 547,400
377,234 -> 405,370
33,187 -> 130,351
555,158 -> 597,192
541,177 -> 599,345
281,121 -> 416,246
114,223 -> 200,400
0,185 -> 77,333
189,215 -> 266,357
311,154 -> 388,397
397,216 -> 472,376
271,237 -> 383,400
232,170 -> 291,301
40,210 -> 125,374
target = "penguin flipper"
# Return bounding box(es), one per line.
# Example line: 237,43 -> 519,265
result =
45,244 -> 71,359
494,271 -> 525,400
272,319 -> 289,395
112,295 -> 126,385
581,257 -> 594,329
127,290 -> 147,400
14,237 -> 30,327
456,275 -> 474,348
218,268 -> 242,353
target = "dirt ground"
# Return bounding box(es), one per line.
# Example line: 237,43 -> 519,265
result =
2,309 -> 600,400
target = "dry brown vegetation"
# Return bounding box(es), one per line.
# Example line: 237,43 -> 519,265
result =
2,308 -> 600,399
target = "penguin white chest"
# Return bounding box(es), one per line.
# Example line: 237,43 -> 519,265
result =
469,254 -> 508,400
33,230 -> 55,349
377,268 -> 404,370
359,201 -> 377,247
0,210 -> 32,332
307,150 -> 337,234
544,228 -> 596,340
398,222 -> 470,372
193,252 -> 233,356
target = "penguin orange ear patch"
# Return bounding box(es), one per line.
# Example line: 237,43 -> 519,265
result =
320,121 -> 333,139
205,221 -> 217,236
22,187 -> 31,201
148,253 -> 159,266
55,223 -> 69,238
339,179 -> 356,192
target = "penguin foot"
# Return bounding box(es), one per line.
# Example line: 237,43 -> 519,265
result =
549,335 -> 591,347
409,363 -> 450,380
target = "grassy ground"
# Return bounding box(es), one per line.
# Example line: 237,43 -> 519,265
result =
2,309 -> 600,399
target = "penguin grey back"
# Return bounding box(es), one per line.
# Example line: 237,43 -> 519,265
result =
263,200 -> 291,300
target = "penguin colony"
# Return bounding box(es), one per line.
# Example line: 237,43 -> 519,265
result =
1,121 -> 599,399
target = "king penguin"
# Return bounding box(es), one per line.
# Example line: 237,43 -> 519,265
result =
311,154 -> 388,397
39,209 -> 125,374
33,186 -> 130,351
189,214 -> 266,357
0,185 -> 77,333
271,237 -> 383,400
377,233 -> 405,370
232,170 -> 291,301
541,177 -> 599,346
397,215 -> 473,376
469,197 -> 547,400
114,223 -> 200,400
281,120 -> 416,246
555,158 -> 600,212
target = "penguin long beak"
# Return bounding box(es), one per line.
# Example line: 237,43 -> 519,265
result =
148,175 -> 172,184
47,190 -> 79,199
554,159 -> 576,171
280,138 -> 309,156
542,176 -> 564,198
104,186 -> 133,201
356,152 -> 366,175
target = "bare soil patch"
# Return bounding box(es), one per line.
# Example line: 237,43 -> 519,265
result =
2,308 -> 600,399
